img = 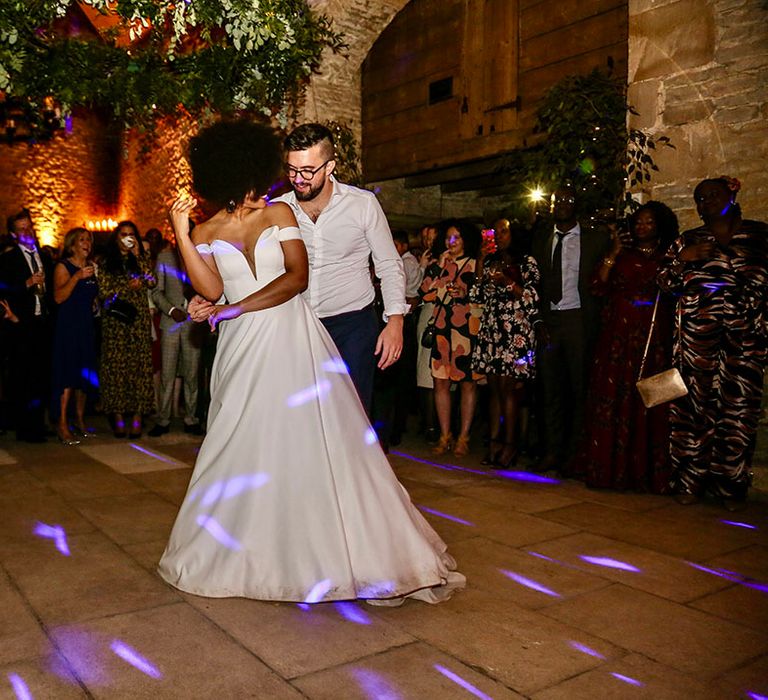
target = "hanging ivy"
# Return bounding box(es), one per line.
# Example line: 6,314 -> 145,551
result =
0,0 -> 345,131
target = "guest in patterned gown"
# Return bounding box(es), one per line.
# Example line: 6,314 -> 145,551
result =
419,220 -> 482,456
471,220 -> 539,468
99,222 -> 157,438
657,177 -> 768,510
579,202 -> 678,492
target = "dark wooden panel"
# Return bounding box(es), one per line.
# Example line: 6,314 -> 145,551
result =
364,99 -> 459,147
362,70 -> 458,120
520,6 -> 627,71
521,0 -> 625,40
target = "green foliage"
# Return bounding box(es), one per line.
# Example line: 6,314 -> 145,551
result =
323,120 -> 363,188
0,0 -> 345,131
503,69 -> 673,221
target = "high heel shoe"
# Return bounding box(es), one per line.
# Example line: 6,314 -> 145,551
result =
57,431 -> 81,447
481,439 -> 502,466
493,443 -> 519,469
431,433 -> 454,455
73,425 -> 96,438
453,435 -> 470,457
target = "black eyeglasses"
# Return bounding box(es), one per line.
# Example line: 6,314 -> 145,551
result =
285,159 -> 331,180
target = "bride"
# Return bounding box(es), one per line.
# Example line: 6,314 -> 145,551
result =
157,120 -> 464,605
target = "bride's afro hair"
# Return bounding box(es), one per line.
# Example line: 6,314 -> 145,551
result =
189,119 -> 283,210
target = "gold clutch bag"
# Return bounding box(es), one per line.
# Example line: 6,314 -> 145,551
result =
636,368 -> 688,409
635,292 -> 688,409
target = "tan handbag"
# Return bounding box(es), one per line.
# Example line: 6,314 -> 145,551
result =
635,292 -> 688,409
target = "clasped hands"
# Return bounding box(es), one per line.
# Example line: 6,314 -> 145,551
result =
187,294 -> 241,330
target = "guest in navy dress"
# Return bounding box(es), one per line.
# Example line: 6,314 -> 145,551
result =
52,227 -> 98,445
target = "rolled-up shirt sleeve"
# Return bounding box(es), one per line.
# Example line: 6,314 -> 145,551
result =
365,194 -> 408,318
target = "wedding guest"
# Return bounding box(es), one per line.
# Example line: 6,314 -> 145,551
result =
99,221 -> 156,437
579,202 -> 678,492
0,209 -> 54,442
471,220 -> 540,468
52,227 -> 99,445
658,177 -> 768,510
420,219 -> 482,456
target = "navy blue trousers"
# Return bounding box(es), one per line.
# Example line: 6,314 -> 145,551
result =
320,305 -> 378,415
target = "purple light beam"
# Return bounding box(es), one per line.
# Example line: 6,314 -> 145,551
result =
499,569 -> 561,597
110,640 -> 162,679
32,521 -> 70,556
434,664 -> 493,700
417,506 -> 475,526
8,674 -> 33,700
579,556 -> 641,573
195,515 -> 242,551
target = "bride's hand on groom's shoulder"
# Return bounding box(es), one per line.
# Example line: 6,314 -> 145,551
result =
168,195 -> 198,238
188,294 -> 215,323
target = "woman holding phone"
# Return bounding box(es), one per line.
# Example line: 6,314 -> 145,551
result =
471,220 -> 540,467
52,227 -> 99,444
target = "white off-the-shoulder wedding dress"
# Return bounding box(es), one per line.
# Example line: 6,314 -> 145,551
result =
158,225 -> 464,604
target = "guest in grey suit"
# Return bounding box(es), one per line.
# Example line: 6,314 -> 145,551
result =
531,186 -> 611,472
148,243 -> 204,436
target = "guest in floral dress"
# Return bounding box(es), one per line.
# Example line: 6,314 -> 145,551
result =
471,220 -> 540,468
419,219 -> 482,456
99,221 -> 157,438
579,202 -> 678,492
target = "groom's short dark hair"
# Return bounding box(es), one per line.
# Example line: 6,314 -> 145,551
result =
284,123 -> 335,160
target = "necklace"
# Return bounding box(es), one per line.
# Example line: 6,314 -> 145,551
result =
637,244 -> 657,256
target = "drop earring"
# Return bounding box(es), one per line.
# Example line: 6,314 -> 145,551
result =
226,200 -> 236,213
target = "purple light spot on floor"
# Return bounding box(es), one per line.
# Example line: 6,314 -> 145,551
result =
129,444 -> 175,464
200,474 -> 269,507
305,579 -> 332,604
495,469 -> 560,484
686,562 -> 742,583
744,581 -> 768,594
33,522 -> 70,556
721,520 -> 757,530
321,358 -> 349,374
334,602 -> 371,625
296,603 -> 310,611
390,451 -> 487,475
195,515 -> 242,551
747,692 -> 768,700
499,569 -> 561,597
287,380 -> 332,407
434,664 -> 493,699
528,551 -> 556,562
568,640 -> 606,659
8,674 -> 33,700
350,668 -> 402,700
110,640 -> 162,679
417,506 -> 475,526
610,672 -> 644,687
364,428 -> 378,446
579,556 -> 641,573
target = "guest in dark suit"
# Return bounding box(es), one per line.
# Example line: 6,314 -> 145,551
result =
0,209 -> 55,441
531,186 -> 611,472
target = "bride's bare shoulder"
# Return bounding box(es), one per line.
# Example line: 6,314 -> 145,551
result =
190,217 -> 219,246
263,201 -> 298,229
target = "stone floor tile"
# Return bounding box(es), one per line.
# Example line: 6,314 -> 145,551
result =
0,449 -> 19,466
389,452 -> 487,488
49,603 -> 302,699
542,583 -> 768,678
447,537 -> 610,609
532,652 -> 722,699
0,466 -> 45,494
77,443 -> 188,474
45,469 -> 147,501
184,595 -> 415,679
690,583 -> 768,632
122,540 -> 167,572
368,588 -> 622,696
703,544 -> 768,581
0,491 -> 96,546
449,482 -> 581,514
0,572 -> 49,665
127,468 -> 193,506
0,533 -> 179,625
415,495 -> 577,548
527,532 -> 732,603
0,656 -> 87,699
538,502 -> 759,560
713,654 -> 768,698
71,493 -> 179,545
554,481 -> 671,513
293,641 -> 524,699
398,477 -> 453,504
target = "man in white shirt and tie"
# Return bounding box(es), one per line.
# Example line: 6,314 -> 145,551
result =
0,209 -> 53,441
274,123 -> 407,414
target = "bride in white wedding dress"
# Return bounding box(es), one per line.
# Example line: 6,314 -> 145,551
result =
157,120 -> 464,605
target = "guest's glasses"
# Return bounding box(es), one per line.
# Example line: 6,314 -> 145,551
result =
284,159 -> 331,180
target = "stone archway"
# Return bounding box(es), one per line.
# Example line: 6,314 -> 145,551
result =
300,0 -> 410,135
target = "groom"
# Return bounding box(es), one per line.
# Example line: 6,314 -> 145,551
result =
191,123 -> 406,414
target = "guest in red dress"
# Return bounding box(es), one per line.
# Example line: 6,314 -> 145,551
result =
578,202 -> 679,492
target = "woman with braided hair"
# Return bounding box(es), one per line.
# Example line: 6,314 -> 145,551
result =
657,177 -> 768,510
